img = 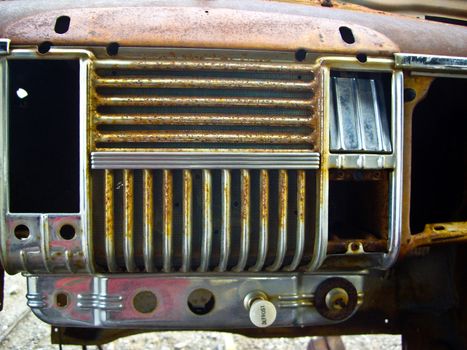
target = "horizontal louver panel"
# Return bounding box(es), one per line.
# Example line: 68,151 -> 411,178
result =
91,59 -> 318,151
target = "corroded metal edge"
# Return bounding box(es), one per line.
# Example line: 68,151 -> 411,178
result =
91,152 -> 321,169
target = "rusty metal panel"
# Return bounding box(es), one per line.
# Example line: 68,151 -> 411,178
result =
90,57 -> 319,152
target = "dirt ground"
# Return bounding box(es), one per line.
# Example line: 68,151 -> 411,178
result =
0,273 -> 401,350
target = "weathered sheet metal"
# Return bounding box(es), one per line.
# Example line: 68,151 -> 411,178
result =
0,0 -> 465,56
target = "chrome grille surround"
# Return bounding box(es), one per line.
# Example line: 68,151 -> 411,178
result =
0,46 -> 404,329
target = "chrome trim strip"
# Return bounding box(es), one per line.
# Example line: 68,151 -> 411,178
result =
395,53 -> 467,72
91,152 -> 320,169
381,71 -> 404,269
0,57 -> 8,270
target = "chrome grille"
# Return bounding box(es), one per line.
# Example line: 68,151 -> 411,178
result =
90,59 -> 318,151
92,169 -> 317,272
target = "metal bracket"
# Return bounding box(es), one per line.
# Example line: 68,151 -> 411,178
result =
0,39 -> 10,55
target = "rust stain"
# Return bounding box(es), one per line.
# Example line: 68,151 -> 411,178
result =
400,76 -> 434,255
400,222 -> 467,256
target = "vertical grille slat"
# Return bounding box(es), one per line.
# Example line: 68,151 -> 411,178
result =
250,170 -> 269,272
123,169 -> 136,272
267,170 -> 288,272
233,170 -> 251,272
284,170 -> 306,271
217,170 -> 231,272
198,170 -> 213,272
142,169 -> 154,272
180,170 -> 193,272
162,170 -> 173,272
104,169 -> 118,272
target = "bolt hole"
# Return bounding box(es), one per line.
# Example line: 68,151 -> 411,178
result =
14,224 -> 30,240
233,201 -> 239,208
56,293 -> 69,308
133,291 -> 157,314
297,75 -> 302,80
106,42 -> 119,56
404,88 -> 417,102
295,49 -> 307,62
356,53 -> 367,63
54,15 -> 71,34
351,242 -> 360,251
339,26 -> 355,44
434,225 -> 445,231
205,10 -> 209,14
38,41 -> 52,54
59,224 -> 76,240
188,289 -> 215,315
174,202 -> 180,208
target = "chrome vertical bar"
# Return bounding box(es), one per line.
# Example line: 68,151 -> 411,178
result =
162,170 -> 173,272
198,170 -> 212,272
123,169 -> 136,272
217,169 -> 231,272
180,170 -> 193,272
104,170 -> 118,272
267,170 -> 288,272
233,170 -> 250,272
143,169 -> 154,272
284,170 -> 306,271
250,170 -> 269,272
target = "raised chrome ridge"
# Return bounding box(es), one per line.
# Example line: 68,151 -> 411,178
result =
329,75 -> 391,153
328,154 -> 395,169
91,152 -> 321,169
395,53 -> 467,72
27,273 -> 364,329
0,39 -> 10,55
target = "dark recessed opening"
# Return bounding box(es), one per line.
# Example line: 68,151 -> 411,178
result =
8,60 -> 80,213
187,289 -> 215,315
339,26 -> 355,44
38,41 -> 52,54
295,49 -> 307,62
106,42 -> 119,56
59,224 -> 76,240
14,225 -> 30,240
133,291 -> 157,314
56,293 -> 69,308
410,78 -> 467,233
328,170 -> 389,254
356,53 -> 367,63
54,16 -> 71,34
